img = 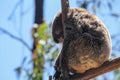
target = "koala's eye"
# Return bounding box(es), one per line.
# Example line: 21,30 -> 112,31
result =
65,27 -> 72,30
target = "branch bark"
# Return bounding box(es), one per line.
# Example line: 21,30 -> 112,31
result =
61,0 -> 69,25
69,57 -> 120,80
35,0 -> 44,24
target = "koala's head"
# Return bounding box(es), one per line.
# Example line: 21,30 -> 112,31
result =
52,12 -> 64,43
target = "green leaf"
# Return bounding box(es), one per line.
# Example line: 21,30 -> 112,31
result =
37,22 -> 47,40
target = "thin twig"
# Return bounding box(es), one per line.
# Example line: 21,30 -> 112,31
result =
69,57 -> 120,80
0,27 -> 32,52
8,0 -> 24,20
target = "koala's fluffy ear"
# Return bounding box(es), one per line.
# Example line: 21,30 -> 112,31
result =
52,12 -> 64,43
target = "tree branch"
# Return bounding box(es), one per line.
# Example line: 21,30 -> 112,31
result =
8,0 -> 24,20
0,27 -> 32,52
69,57 -> 120,80
61,0 -> 69,25
34,0 -> 44,24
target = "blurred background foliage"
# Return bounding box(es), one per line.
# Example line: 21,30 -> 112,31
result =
31,23 -> 58,80
0,0 -> 120,80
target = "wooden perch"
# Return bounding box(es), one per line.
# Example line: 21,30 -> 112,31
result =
69,57 -> 120,80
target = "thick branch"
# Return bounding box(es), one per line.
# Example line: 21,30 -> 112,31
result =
69,57 -> 120,80
0,27 -> 32,52
61,0 -> 69,24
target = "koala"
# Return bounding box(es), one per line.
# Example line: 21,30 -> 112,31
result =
52,8 -> 111,80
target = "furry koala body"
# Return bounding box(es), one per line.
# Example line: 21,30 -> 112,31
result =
52,8 -> 111,77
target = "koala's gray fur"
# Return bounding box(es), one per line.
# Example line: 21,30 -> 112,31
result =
52,8 -> 112,79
